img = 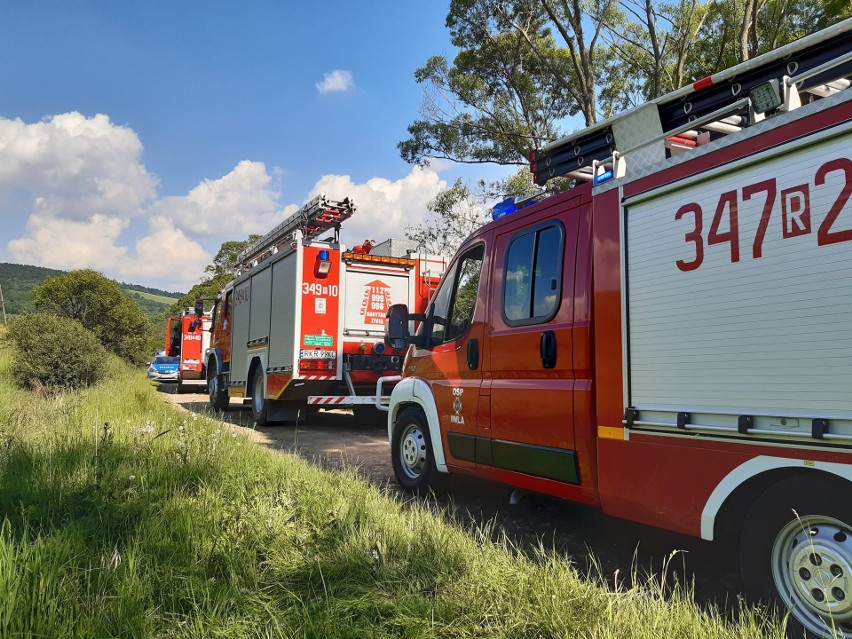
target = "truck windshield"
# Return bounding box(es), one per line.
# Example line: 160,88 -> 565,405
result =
429,244 -> 484,345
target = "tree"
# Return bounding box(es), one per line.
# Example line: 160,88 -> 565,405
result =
164,235 -> 261,320
406,168 -> 543,257
686,0 -> 851,77
597,0 -> 710,113
204,234 -> 261,279
32,269 -> 151,365
399,0 -> 579,166
401,0 -> 850,166
406,179 -> 492,257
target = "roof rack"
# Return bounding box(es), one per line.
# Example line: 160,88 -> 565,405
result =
235,194 -> 356,271
530,18 -> 852,186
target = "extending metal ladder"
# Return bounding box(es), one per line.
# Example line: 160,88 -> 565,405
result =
235,194 -> 356,270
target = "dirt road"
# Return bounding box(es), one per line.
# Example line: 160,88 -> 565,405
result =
161,385 -> 745,615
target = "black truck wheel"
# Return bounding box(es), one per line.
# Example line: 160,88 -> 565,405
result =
207,361 -> 229,411
740,474 -> 852,638
391,406 -> 438,493
250,368 -> 269,427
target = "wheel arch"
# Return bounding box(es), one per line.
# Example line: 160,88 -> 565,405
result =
703,456 -> 852,541
206,348 -> 228,377
246,355 -> 265,397
207,350 -> 220,377
388,377 -> 448,473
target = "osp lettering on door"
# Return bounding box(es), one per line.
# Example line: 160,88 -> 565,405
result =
450,387 -> 465,424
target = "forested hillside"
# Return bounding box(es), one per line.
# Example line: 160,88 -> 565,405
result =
0,262 -> 182,319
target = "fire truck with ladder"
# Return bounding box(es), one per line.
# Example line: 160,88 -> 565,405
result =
204,195 -> 445,424
382,20 -> 852,638
165,307 -> 212,393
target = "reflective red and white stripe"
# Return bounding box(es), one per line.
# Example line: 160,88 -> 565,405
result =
307,395 -> 381,405
307,396 -> 347,405
300,374 -> 336,380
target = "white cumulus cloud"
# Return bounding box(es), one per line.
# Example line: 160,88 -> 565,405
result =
316,69 -> 354,94
8,213 -> 129,272
150,160 -> 283,238
1,111 -> 451,291
1,112 -> 210,290
0,112 -> 157,219
304,166 -> 446,249
130,216 -> 211,282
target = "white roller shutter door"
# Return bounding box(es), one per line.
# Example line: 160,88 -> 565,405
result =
625,126 -> 852,417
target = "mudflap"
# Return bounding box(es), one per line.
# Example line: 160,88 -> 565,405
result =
267,400 -> 306,424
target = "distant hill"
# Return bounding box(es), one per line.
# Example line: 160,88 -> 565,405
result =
0,263 -> 184,320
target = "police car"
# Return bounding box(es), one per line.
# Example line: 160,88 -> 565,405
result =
147,355 -> 180,383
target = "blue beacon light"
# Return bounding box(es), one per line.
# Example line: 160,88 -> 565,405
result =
491,197 -> 518,220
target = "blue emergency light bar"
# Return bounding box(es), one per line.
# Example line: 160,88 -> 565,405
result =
593,170 -> 614,185
491,197 -> 518,220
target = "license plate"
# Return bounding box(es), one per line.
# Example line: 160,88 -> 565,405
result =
300,349 -> 336,359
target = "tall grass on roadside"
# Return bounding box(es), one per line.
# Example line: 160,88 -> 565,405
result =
0,343 -> 785,638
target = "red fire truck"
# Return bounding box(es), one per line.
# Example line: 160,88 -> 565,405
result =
383,20 -> 852,638
204,195 -> 445,423
165,307 -> 212,393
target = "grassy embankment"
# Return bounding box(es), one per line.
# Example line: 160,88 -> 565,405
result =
0,339 -> 785,638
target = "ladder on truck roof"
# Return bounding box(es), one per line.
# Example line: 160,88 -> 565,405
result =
236,194 -> 356,270
530,18 -> 852,186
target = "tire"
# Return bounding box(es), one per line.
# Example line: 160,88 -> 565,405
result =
207,361 -> 228,411
740,474 -> 852,638
391,406 -> 438,493
250,367 -> 269,427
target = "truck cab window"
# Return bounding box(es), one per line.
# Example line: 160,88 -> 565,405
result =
504,224 -> 563,325
429,244 -> 484,346
211,298 -> 221,330
446,246 -> 484,341
429,263 -> 455,345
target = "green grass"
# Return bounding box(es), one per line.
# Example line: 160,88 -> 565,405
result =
0,340 -> 786,638
124,289 -> 181,306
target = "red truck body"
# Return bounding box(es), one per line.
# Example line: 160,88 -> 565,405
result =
385,21 -> 852,638
204,196 -> 445,422
165,309 -> 211,392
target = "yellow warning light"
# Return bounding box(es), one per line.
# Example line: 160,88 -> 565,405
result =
342,252 -> 416,268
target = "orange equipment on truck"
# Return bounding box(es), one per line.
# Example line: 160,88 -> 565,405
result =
382,20 -> 852,639
165,307 -> 212,393
204,194 -> 445,424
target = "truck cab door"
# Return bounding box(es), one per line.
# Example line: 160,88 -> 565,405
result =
485,208 -> 581,485
212,290 -> 233,368
406,242 -> 488,471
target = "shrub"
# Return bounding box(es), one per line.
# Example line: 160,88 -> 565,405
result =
5,313 -> 108,392
32,269 -> 152,365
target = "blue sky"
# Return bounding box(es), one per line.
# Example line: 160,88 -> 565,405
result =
0,1 -> 511,291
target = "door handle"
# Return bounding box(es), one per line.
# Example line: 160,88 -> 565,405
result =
540,330 -> 556,369
467,338 -> 479,370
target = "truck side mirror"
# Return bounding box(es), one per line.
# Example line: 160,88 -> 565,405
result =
194,298 -> 204,316
385,304 -> 410,351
